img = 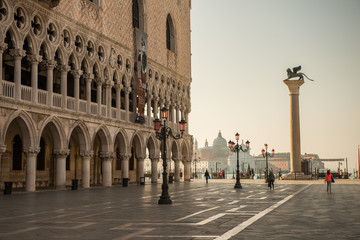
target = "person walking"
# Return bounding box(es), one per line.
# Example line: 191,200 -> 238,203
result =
325,170 -> 334,193
204,169 -> 210,183
268,168 -> 275,190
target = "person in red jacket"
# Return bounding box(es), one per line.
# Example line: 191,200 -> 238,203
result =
324,170 -> 333,193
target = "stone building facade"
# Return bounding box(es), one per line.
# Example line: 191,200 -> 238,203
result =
0,0 -> 193,192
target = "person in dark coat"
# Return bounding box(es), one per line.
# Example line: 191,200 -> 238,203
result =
268,168 -> 275,190
204,169 -> 210,183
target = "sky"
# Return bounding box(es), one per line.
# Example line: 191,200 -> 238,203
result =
189,0 -> 360,172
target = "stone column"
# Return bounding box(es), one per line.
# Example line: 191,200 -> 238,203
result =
284,80 -> 304,176
183,159 -> 191,182
10,49 -> 26,100
124,87 -> 131,121
27,54 -> 42,104
121,154 -> 130,186
54,149 -> 70,190
0,145 -> 6,176
100,152 -> 114,187
150,157 -> 159,183
147,94 -> 152,126
153,97 -> 159,119
95,78 -> 102,116
115,83 -> 122,119
83,73 -> 94,114
0,43 -> 8,96
71,70 -> 82,112
80,150 -> 93,188
174,158 -> 181,182
105,81 -> 113,118
24,148 -> 40,192
60,65 -> 70,108
45,60 -> 57,107
137,156 -> 145,184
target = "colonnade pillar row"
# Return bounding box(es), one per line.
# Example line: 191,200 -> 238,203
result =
24,148 -> 40,192
60,65 -> 70,108
137,156 -> 145,183
0,145 -> 6,176
100,152 -> 114,187
0,43 -> 8,97
72,70 -> 83,112
84,73 -> 94,114
54,149 -> 70,190
121,154 -> 130,184
283,79 -> 304,175
173,158 -> 180,182
45,60 -> 57,107
184,160 -> 191,182
150,157 -> 159,183
10,49 -> 26,100
80,150 -> 93,188
115,84 -> 122,119
28,54 -> 42,104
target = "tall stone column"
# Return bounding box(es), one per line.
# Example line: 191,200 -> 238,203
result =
45,60 -> 56,107
150,157 -> 159,183
0,43 -> 8,96
54,149 -> 70,190
100,152 -> 114,187
24,148 -> 40,192
105,81 -> 113,118
137,156 -> 144,184
10,49 -> 26,100
115,83 -> 122,119
0,145 -> 6,176
71,70 -> 82,112
80,150 -> 93,188
28,54 -> 42,104
124,87 -> 131,122
83,73 -> 93,114
183,159 -> 191,182
121,154 -> 130,186
147,94 -> 152,126
60,65 -> 70,108
95,78 -> 102,116
153,97 -> 159,119
284,80 -> 304,176
174,158 -> 181,182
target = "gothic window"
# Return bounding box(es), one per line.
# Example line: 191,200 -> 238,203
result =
37,137 -> 45,171
132,0 -> 139,29
12,135 -> 23,170
0,0 -> 8,22
166,14 -> 175,52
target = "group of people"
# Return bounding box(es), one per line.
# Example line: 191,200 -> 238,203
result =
204,168 -> 335,193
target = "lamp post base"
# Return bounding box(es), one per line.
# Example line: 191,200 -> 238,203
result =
234,183 -> 242,189
158,196 -> 172,205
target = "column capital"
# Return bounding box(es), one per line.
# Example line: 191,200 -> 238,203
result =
54,149 -> 70,157
27,54 -> 43,63
124,86 -> 132,93
283,80 -> 304,95
0,145 -> 6,154
104,81 -> 114,88
114,83 -> 123,90
58,64 -> 71,73
80,150 -> 93,158
10,48 -> 26,58
43,59 -> 57,69
0,43 -> 8,53
172,157 -> 180,162
100,151 -> 115,160
120,154 -> 132,160
83,73 -> 94,81
150,157 -> 160,162
71,69 -> 83,78
23,147 -> 40,157
94,77 -> 103,85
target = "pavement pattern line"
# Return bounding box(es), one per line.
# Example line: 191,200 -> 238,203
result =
0,227 -> 40,237
214,184 -> 312,240
175,206 -> 220,221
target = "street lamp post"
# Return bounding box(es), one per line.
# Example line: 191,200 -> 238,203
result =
154,107 -> 187,205
261,144 -> 275,183
228,133 -> 250,189
193,153 -> 200,178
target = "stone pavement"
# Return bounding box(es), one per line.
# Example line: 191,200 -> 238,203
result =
0,179 -> 360,240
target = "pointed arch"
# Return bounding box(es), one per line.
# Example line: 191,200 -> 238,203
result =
68,120 -> 91,151
166,14 -> 176,52
130,131 -> 145,158
38,115 -> 66,150
2,110 -> 37,149
92,124 -> 113,153
113,128 -> 129,155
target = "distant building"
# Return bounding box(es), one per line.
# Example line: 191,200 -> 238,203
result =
199,131 -> 230,176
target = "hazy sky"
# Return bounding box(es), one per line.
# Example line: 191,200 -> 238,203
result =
189,0 -> 360,172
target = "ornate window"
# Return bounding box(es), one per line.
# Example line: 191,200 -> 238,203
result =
166,14 -> 175,52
